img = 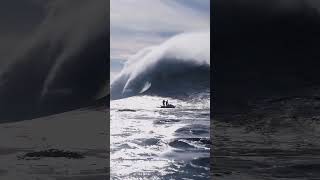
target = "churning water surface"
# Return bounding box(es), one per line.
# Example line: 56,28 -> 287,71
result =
110,95 -> 210,180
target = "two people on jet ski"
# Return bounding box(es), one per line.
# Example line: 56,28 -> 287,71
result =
162,100 -> 169,106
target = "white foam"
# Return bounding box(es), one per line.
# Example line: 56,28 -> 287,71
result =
111,31 -> 210,99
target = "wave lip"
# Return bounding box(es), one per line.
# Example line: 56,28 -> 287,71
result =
111,31 -> 210,100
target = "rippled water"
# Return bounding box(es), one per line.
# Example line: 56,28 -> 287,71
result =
110,95 -> 210,179
213,96 -> 320,179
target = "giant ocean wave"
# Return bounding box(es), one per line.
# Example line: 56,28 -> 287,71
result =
111,31 -> 210,100
0,0 -> 108,121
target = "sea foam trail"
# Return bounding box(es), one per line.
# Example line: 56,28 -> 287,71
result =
111,31 -> 210,100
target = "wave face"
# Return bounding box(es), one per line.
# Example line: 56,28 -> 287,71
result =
111,32 -> 210,100
0,0 -> 108,121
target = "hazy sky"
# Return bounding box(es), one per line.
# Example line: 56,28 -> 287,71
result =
110,0 -> 210,80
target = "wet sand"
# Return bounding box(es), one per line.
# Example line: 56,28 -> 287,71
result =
0,108 -> 109,179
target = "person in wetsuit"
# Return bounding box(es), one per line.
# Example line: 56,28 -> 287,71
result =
166,100 -> 169,106
163,100 -> 165,106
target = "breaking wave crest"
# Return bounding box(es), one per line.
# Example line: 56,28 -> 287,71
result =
111,31 -> 210,100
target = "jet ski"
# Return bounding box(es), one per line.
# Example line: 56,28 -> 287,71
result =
160,104 -> 175,108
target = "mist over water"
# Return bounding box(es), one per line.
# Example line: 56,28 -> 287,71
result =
110,31 -> 210,100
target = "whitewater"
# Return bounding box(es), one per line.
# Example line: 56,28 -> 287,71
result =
110,32 -> 210,179
110,31 -> 210,100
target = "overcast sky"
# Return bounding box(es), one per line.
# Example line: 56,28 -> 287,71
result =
110,0 -> 210,80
